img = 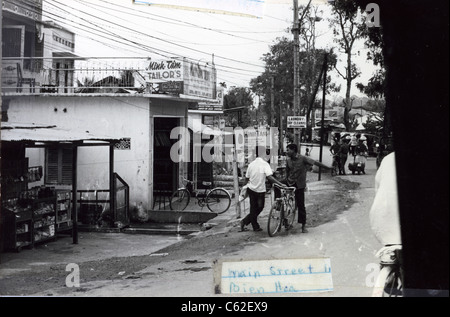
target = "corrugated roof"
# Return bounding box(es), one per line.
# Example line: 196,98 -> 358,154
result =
1,122 -> 123,143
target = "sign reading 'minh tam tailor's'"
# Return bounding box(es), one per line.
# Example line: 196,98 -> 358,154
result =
145,60 -> 183,82
144,58 -> 216,99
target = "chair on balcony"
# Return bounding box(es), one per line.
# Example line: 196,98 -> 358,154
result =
16,63 -> 36,93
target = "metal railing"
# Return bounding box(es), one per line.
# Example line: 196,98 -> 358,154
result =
1,57 -> 151,95
75,173 -> 129,226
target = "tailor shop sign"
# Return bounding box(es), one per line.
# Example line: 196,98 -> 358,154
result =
145,59 -> 215,98
146,60 -> 184,83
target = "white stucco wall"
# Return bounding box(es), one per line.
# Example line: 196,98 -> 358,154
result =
7,96 -> 151,208
7,95 -> 192,211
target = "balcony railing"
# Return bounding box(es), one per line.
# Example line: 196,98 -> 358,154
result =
1,57 -> 152,95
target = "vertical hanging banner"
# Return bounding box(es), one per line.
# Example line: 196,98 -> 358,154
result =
133,0 -> 266,18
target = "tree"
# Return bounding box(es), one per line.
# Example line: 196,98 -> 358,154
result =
356,18 -> 385,99
355,14 -> 392,141
250,37 -> 293,127
328,0 -> 365,130
223,86 -> 254,128
250,37 -> 338,138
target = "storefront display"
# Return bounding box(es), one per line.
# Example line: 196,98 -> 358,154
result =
1,187 -> 72,252
1,142 -> 72,252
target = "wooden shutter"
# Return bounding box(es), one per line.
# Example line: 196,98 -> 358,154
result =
46,148 -> 59,184
61,148 -> 73,184
45,147 -> 73,185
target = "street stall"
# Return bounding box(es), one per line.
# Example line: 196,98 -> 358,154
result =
0,123 -> 124,252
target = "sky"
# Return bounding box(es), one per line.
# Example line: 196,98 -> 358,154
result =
41,0 -> 377,98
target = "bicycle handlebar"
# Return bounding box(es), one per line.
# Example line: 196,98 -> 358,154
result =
273,183 -> 296,191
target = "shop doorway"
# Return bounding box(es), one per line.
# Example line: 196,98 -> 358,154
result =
153,117 -> 179,209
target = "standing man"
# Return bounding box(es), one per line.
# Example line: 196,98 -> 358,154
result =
338,138 -> 350,175
241,146 -> 285,232
330,139 -> 341,173
275,143 -> 331,233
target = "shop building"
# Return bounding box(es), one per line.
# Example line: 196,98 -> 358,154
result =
1,0 -> 224,254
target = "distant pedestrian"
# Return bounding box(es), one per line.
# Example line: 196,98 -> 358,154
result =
350,134 -> 358,156
330,139 -> 341,172
241,146 -> 285,232
274,143 -> 331,233
338,139 -> 350,175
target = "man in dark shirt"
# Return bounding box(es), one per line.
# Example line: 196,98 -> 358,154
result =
338,139 -> 350,175
275,143 -> 331,233
330,139 -> 341,173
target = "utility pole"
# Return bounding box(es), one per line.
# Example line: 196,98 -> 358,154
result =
293,0 -> 312,150
279,102 -> 283,154
0,8 -> 2,225
292,0 -> 301,148
271,76 -> 275,127
318,53 -> 328,181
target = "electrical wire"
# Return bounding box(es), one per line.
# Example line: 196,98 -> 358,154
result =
5,0 -> 270,86
48,0 -> 267,71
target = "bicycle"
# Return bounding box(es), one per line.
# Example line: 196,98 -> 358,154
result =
372,245 -> 403,297
169,178 -> 232,214
267,183 -> 297,237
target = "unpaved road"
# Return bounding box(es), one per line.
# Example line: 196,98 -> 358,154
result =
0,157 -> 381,297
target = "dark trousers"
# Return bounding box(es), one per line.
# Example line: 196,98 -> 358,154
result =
243,188 -> 265,230
274,182 -> 307,225
339,154 -> 348,174
295,188 -> 306,225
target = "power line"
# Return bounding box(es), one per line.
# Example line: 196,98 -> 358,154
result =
97,0 -> 283,39
5,0 -> 266,86
49,0 -> 266,70
44,0 -> 263,74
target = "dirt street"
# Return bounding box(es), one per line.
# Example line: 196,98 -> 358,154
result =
0,157 -> 381,297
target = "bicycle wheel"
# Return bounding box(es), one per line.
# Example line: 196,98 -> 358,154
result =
372,266 -> 391,297
267,201 -> 282,237
170,189 -> 190,211
284,196 -> 296,229
206,188 -> 231,214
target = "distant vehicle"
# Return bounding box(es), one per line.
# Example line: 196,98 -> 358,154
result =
331,131 -> 380,157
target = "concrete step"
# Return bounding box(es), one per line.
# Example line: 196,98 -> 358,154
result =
122,222 -> 215,236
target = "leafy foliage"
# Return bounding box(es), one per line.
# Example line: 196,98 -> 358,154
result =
223,87 -> 254,128
249,37 -> 339,133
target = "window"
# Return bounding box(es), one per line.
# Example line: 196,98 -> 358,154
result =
46,147 -> 73,185
2,26 -> 24,57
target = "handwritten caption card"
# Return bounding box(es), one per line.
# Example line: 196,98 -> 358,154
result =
220,258 -> 333,294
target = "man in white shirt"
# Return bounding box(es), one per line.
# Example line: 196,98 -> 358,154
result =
370,152 -> 402,245
241,147 -> 285,232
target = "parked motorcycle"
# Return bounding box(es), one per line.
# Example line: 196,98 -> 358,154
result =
348,154 -> 366,174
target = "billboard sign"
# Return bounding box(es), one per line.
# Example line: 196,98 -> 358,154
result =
183,60 -> 216,99
145,59 -> 184,83
160,81 -> 184,94
287,116 -> 307,128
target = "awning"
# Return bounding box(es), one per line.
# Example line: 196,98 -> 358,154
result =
1,122 -> 124,144
1,122 -> 124,246
52,52 -> 85,60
